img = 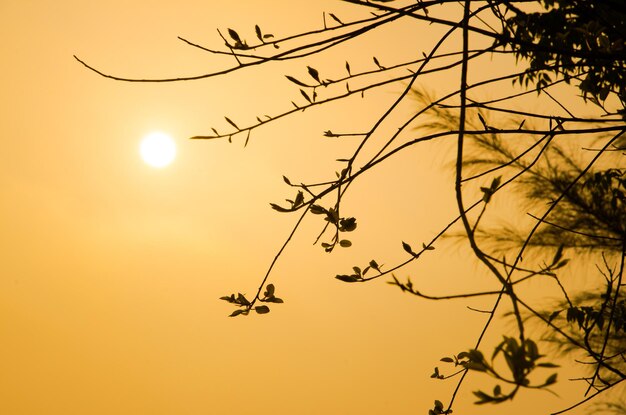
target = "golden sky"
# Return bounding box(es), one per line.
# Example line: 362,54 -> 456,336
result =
1,1 -> 596,414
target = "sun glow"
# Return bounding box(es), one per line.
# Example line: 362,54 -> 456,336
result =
140,132 -> 176,168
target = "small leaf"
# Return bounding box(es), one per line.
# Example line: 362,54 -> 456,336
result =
300,89 -> 312,103
307,66 -> 321,83
310,205 -> 326,215
473,390 -> 493,404
329,13 -> 343,25
478,113 -> 488,129
369,260 -> 380,271
255,24 -> 263,42
537,362 -> 559,368
293,191 -> 304,208
263,34 -> 274,39
227,28 -> 241,42
545,373 -> 558,385
434,400 -> 444,410
554,259 -> 570,269
255,305 -> 270,314
493,385 -> 501,396
285,75 -> 308,87
339,240 -> 352,248
440,357 -> 454,363
547,310 -> 561,324
283,176 -> 292,185
211,127 -> 219,136
270,203 -> 290,212
373,56 -> 383,69
552,245 -> 564,265
224,116 -> 239,130
336,274 -> 359,283
402,241 -> 415,255
345,61 -> 351,75
265,284 -> 275,297
490,176 -> 501,191
229,309 -> 245,317
422,242 -> 435,251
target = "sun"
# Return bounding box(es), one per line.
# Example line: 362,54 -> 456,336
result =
140,132 -> 176,168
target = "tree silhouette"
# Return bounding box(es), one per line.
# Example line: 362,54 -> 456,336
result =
76,1 -> 626,413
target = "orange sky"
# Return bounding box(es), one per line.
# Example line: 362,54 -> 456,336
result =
0,1 -> 599,414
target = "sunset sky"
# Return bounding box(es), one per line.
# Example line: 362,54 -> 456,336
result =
1,1 -> 600,414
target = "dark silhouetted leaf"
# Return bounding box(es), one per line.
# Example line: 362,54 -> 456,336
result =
227,28 -> 241,42
552,244 -> 564,265
255,25 -> 263,42
224,116 -> 239,130
402,241 -> 415,255
300,89 -> 312,103
339,239 -> 352,247
293,191 -> 304,207
307,66 -> 320,83
270,203 -> 290,212
345,61 -> 351,76
548,310 -> 561,324
255,305 -> 270,314
422,243 -> 435,251
285,75 -> 308,87
440,357 -> 454,363
329,13 -> 343,25
336,274 -> 359,283
283,176 -> 291,185
230,309 -> 245,317
554,259 -> 570,269
310,205 -> 326,215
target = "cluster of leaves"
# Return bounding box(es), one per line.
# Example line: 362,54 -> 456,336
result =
560,287 -> 626,338
335,259 -> 382,283
270,186 -> 306,213
225,25 -> 275,50
428,399 -> 451,415
437,338 -> 558,405
219,284 -> 283,317
504,0 -> 626,107
310,204 -> 357,252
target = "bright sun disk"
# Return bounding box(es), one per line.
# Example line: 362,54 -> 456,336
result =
140,132 -> 176,168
